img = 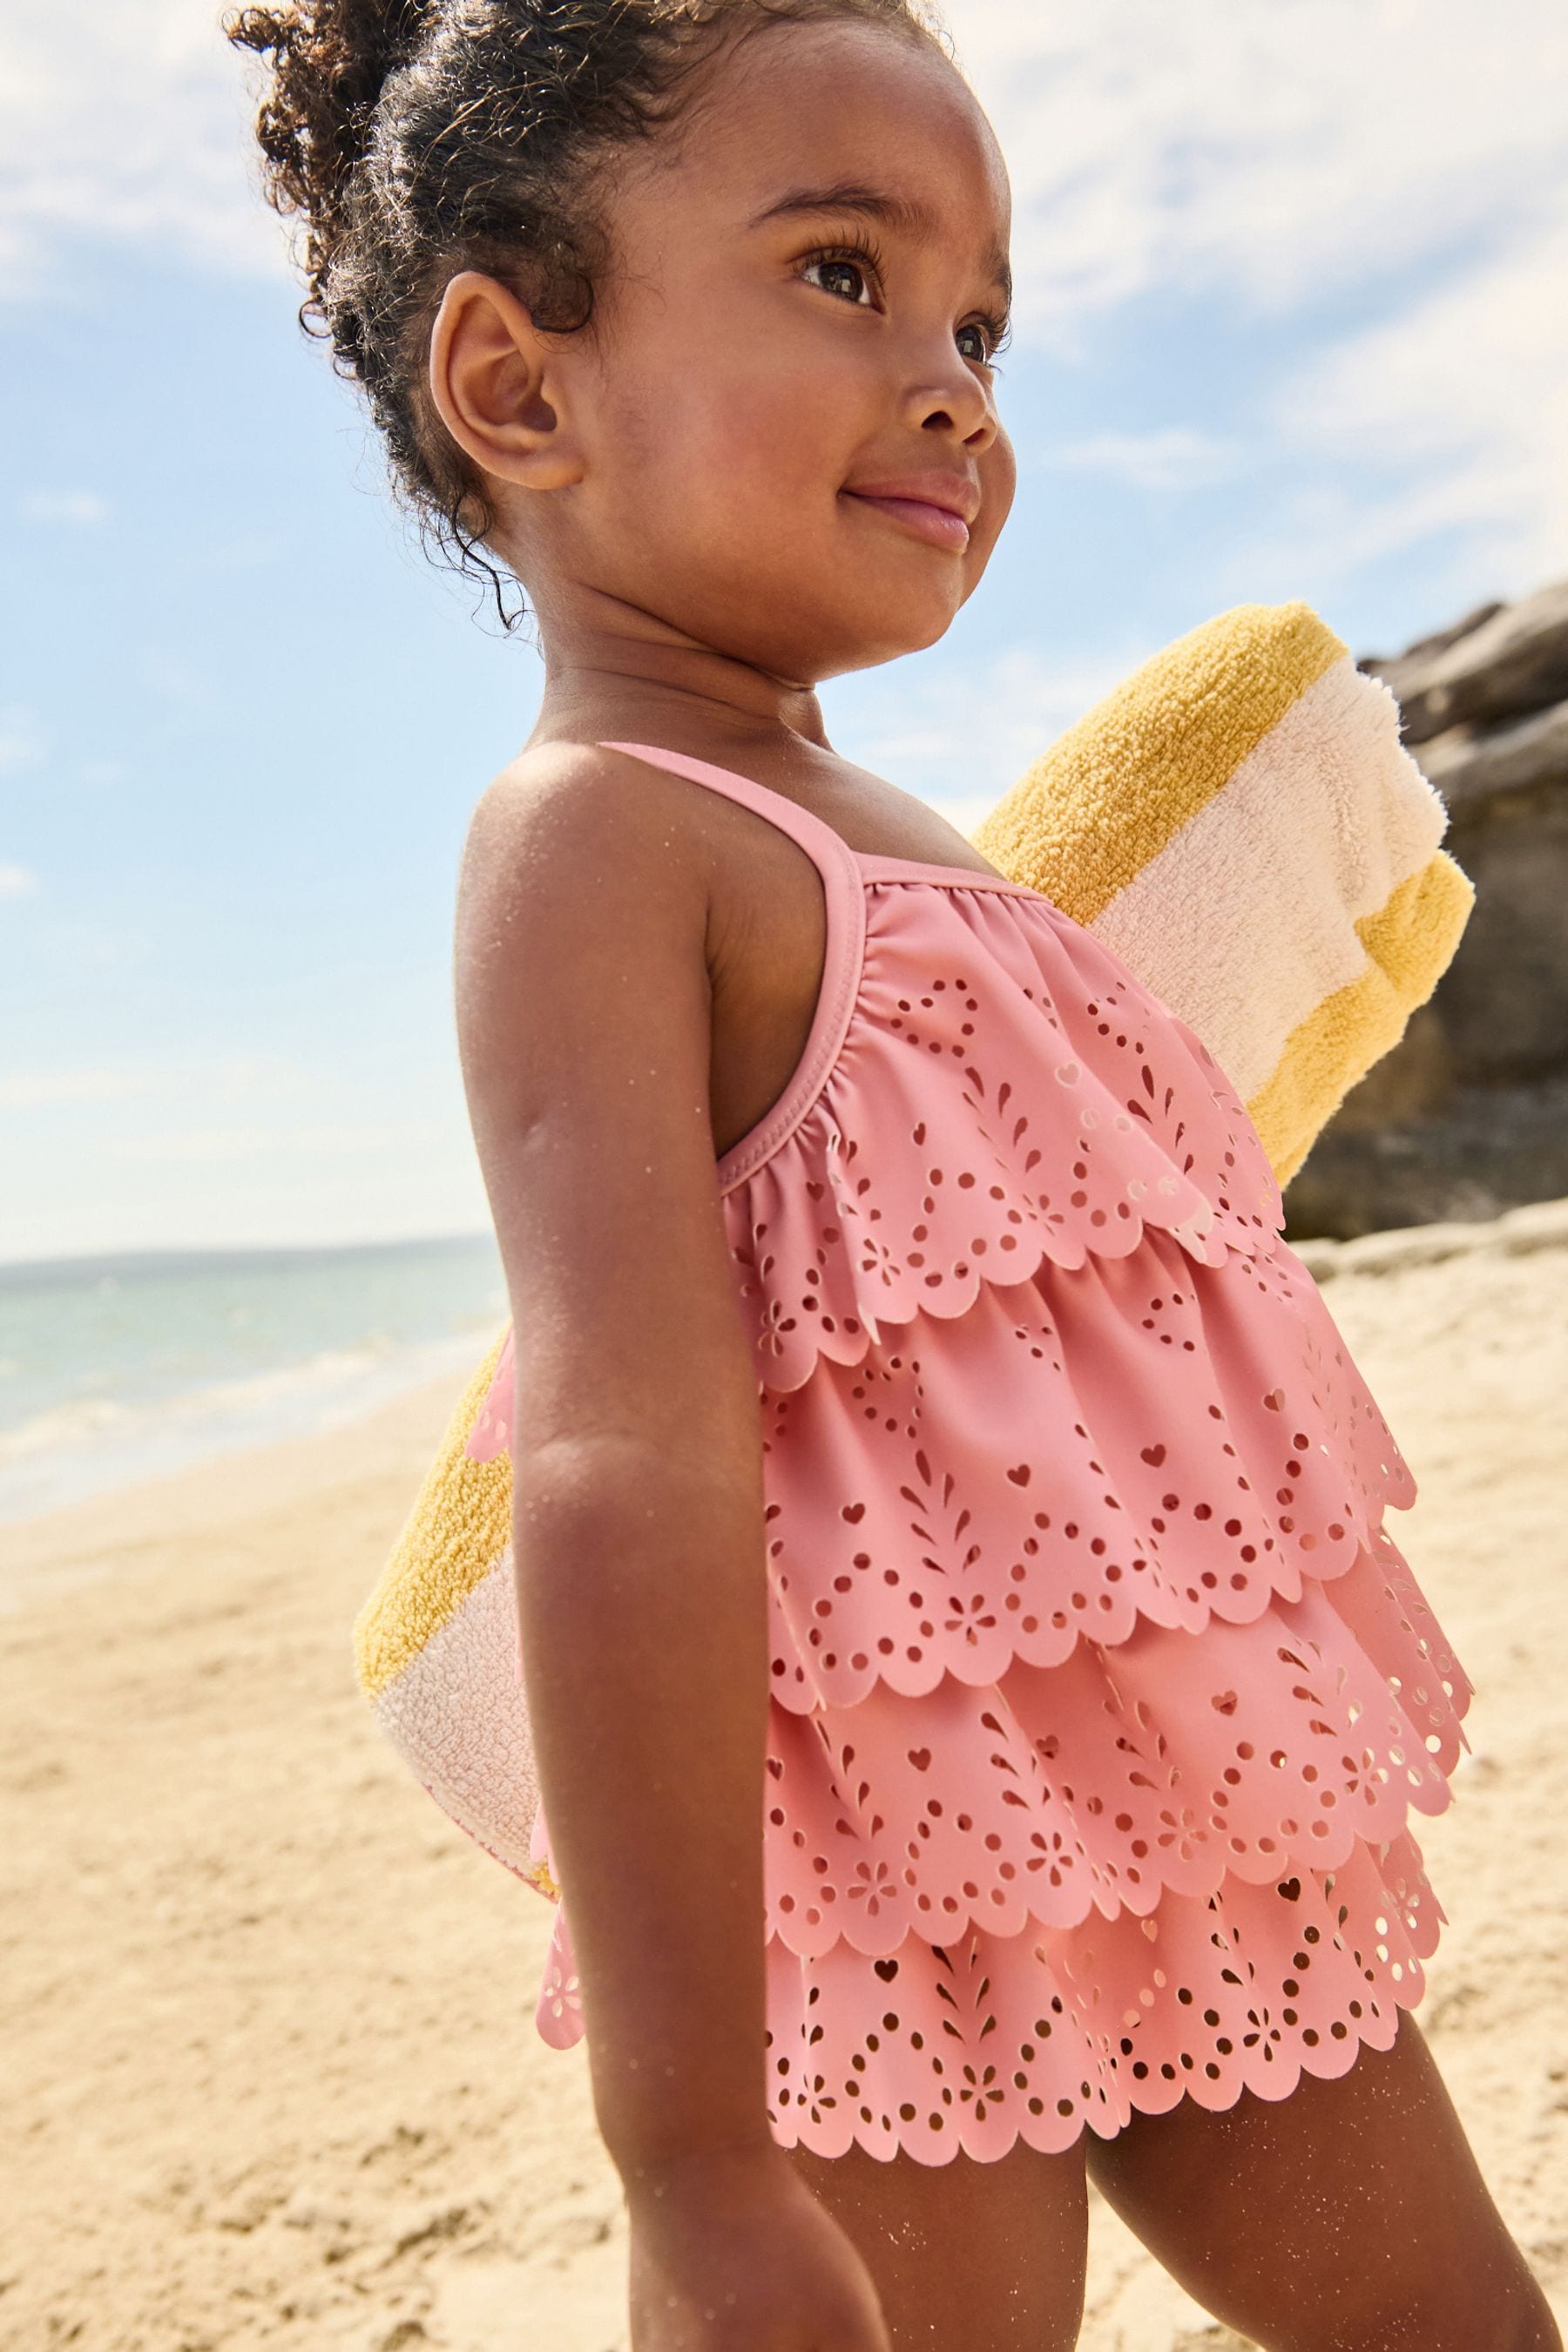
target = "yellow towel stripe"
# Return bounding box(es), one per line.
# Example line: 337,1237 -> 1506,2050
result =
352,1330 -> 515,1699
970,601 -> 1345,923
1248,849 -> 1477,1188
353,598 -> 1477,1746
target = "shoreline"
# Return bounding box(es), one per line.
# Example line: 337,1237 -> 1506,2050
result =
3,1202 -> 1565,2347
10,1190 -> 1567,1580
0,1227 -> 504,1531
0,1336 -> 504,1563
0,1363 -> 476,1615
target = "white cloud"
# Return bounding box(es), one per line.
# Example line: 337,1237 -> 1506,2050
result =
0,1055 -> 307,1113
21,489 -> 108,525
933,0 -> 1568,615
0,0 -> 287,299
943,0 -> 1568,345
183,528 -> 290,575
0,704 -> 45,776
1042,428 -> 1242,495
0,1065 -> 147,1112
0,862 -> 39,902
1220,187 -> 1568,607
834,639 -> 1154,814
135,650 -> 222,718
107,1121 -> 453,1166
39,921 -> 132,975
3,0 -> 1560,333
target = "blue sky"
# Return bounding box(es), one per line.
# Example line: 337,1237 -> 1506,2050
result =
3,0 -> 1565,1261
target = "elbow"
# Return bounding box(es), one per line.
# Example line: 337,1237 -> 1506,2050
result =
511,1429 -> 765,1558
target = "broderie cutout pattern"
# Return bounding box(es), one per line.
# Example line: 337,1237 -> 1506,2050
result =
457,832 -> 1475,2163
761,1828 -> 1445,2164
711,884 -> 1287,1396
761,1552 -> 1467,1957
756,1227 -> 1420,1712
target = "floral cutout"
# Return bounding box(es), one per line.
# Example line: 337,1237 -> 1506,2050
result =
443,852 -> 1473,2170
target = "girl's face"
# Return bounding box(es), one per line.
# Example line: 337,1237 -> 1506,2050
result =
529,18 -> 1017,685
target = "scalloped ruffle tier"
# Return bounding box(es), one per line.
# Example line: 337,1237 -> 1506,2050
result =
537,1824 -> 1449,2163
757,1826 -> 1448,2165
529,1508 -> 1471,2144
754,1224 -> 1419,1716
463,862 -> 1473,2159
467,874 -> 1289,1429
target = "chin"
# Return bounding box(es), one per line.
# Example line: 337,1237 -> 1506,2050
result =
808,585 -> 968,678
902,598 -> 967,657
864,600 -> 965,666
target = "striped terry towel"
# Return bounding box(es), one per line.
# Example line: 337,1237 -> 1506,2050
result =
353,596 -> 1475,1908
969,598 -> 1474,1187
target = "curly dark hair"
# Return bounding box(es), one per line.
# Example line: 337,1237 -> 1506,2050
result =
225,0 -> 951,625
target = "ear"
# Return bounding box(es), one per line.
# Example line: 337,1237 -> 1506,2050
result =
427,270 -> 586,495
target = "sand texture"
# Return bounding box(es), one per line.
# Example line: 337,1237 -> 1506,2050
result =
4,1198 -> 1567,2350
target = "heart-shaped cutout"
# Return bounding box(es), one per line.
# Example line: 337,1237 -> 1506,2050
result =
907,1747 -> 931,1772
842,1502 -> 866,1524
874,1957 -> 899,1982
766,1756 -> 784,1778
1263,1387 -> 1286,1412
1006,1463 -> 1031,1487
1140,1443 -> 1166,1468
1277,1876 -> 1302,1902
1211,1691 -> 1238,1715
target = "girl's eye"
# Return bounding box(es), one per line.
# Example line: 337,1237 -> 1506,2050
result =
802,254 -> 875,307
956,319 -> 1007,367
801,248 -> 1007,363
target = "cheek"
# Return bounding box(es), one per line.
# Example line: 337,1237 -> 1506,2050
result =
701,358 -> 862,512
604,313 -> 865,522
986,428 -> 1017,520
971,430 -> 1017,562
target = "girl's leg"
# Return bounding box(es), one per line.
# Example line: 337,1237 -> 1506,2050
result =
783,2135 -> 1091,2350
1084,2006 -> 1561,2352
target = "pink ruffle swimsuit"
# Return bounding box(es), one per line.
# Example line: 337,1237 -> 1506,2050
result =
467,740 -> 1473,2167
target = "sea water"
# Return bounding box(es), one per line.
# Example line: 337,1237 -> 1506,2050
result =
0,1234 -> 507,1524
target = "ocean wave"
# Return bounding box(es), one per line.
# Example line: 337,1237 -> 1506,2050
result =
0,1328 -> 498,1526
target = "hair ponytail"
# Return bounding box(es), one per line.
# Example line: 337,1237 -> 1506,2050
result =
226,2 -> 436,324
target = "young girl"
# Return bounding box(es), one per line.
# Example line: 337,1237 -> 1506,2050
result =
230,4 -> 1560,2346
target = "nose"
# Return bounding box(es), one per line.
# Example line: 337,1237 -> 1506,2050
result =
902,351 -> 999,452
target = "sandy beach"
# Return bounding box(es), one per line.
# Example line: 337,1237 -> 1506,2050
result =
4,1199 -> 1566,2352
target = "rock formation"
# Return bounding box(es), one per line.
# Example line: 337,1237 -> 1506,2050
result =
1282,577 -> 1568,1240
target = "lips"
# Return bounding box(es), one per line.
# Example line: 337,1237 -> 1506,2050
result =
841,471 -> 980,552
845,472 -> 981,524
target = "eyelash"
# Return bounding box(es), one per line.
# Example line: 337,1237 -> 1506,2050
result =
800,231 -> 1011,368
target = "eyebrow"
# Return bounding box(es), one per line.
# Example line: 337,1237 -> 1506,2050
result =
748,179 -> 1013,308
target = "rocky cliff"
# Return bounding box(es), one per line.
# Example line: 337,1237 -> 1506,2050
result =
1282,577 -> 1568,1240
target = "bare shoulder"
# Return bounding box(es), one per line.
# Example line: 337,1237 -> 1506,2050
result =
456,741 -> 713,1078
454,740 -> 756,1471
456,737 -> 713,1125
458,739 -> 712,929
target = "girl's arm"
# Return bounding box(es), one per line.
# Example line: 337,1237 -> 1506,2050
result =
455,742 -> 779,2181
458,748 -> 892,2352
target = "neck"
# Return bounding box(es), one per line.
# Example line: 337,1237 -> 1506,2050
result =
524,585 -> 834,769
